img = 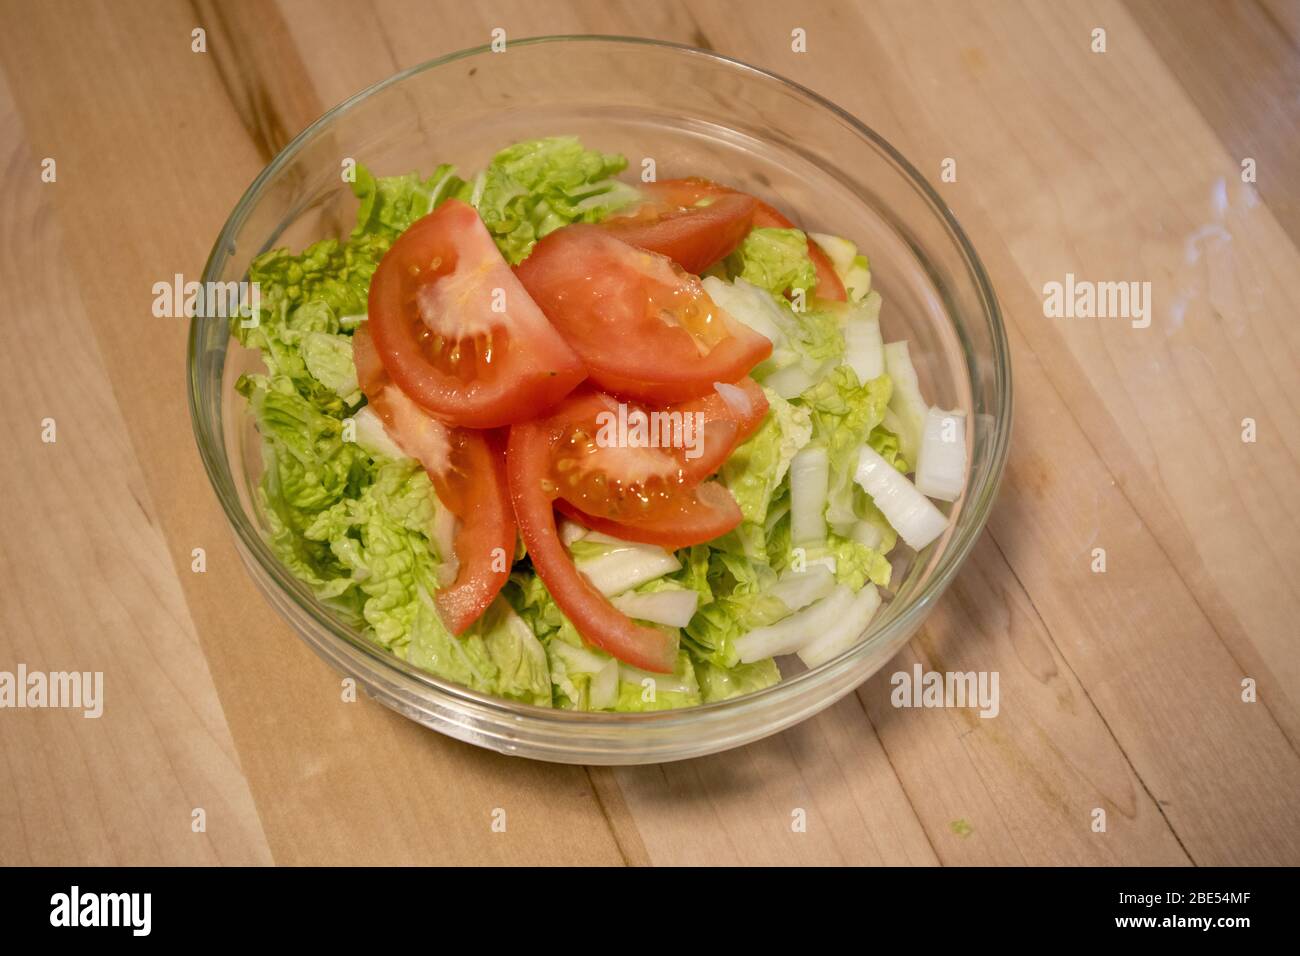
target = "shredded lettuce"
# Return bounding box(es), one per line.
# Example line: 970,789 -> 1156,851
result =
303,459 -> 442,645
300,331 -> 360,403
821,533 -> 894,590
614,652 -> 703,711
476,599 -> 552,707
789,306 -> 845,369
504,572 -> 702,712
403,600 -> 498,692
868,423 -> 909,473
452,136 -> 637,263
695,657 -> 782,701
682,550 -> 788,667
233,233 -> 387,419
352,163 -> 463,239
725,227 -> 817,299
243,382 -> 369,518
704,275 -> 845,399
797,365 -> 896,536
721,388 -> 812,560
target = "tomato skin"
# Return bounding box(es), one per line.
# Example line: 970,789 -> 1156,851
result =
515,226 -> 772,404
507,421 -> 678,673
367,199 -> 587,428
672,378 -> 769,483
352,321 -> 386,395
354,326 -> 515,635
540,383 -> 763,525
600,192 -> 757,274
555,480 -> 741,550
585,363 -> 770,407
637,179 -> 847,302
430,427 -> 515,635
543,378 -> 764,551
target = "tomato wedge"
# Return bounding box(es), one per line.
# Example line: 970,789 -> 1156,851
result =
599,191 -> 756,274
532,387 -> 747,549
508,418 -> 678,673
554,480 -> 740,550
423,426 -> 515,635
540,385 -> 760,520
634,178 -> 846,302
367,198 -> 586,428
672,378 -> 769,483
354,327 -> 515,635
514,226 -> 772,404
352,320 -> 386,394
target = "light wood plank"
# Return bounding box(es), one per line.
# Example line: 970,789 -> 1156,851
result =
1123,0 -> 1300,245
0,70 -> 272,866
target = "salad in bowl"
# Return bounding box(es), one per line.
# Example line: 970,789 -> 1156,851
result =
230,135 -> 967,713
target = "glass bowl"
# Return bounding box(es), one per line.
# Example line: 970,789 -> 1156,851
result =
188,36 -> 1011,765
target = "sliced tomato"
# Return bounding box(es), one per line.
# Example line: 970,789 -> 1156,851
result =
634,178 -> 846,302
514,226 -> 772,404
507,419 -> 678,673
672,378 -> 769,483
418,425 -> 512,635
355,327 -> 515,635
352,321 -> 385,395
367,198 -> 586,428
599,191 -> 756,274
540,385 -> 759,523
551,378 -> 766,548
555,480 -> 741,550
543,390 -> 684,525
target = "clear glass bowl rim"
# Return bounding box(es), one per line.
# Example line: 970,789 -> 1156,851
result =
187,34 -> 1013,735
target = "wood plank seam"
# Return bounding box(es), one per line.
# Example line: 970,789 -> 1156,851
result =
848,688 -> 945,863
983,533 -> 1195,864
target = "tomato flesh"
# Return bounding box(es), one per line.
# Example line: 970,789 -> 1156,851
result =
346,187 -> 799,656
635,178 -> 847,302
427,426 -> 514,635
542,384 -> 761,523
515,226 -> 772,404
367,199 -> 586,428
507,420 -> 678,673
352,318 -> 386,395
555,480 -> 741,551
354,327 -> 515,635
600,191 -> 757,274
545,380 -> 762,549
672,378 -> 769,483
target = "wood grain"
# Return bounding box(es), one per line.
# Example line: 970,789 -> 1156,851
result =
0,0 -> 1295,865
0,69 -> 271,865
1123,0 -> 1300,245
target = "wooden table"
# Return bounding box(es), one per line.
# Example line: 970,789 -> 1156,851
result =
2,0 -> 1297,866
